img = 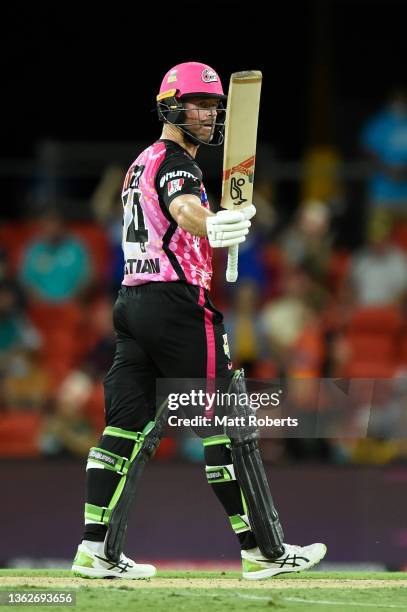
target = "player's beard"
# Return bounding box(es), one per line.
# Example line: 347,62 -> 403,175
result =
179,113 -> 222,147
193,121 -> 216,143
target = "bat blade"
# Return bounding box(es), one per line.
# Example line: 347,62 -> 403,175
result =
220,71 -> 262,282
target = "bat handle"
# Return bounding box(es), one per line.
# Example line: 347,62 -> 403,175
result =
226,244 -> 239,282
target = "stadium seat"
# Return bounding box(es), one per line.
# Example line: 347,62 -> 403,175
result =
345,361 -> 397,378
347,333 -> 395,363
83,383 -> 105,434
28,302 -> 83,389
398,331 -> 407,365
252,359 -> 279,379
348,306 -> 403,334
392,222 -> 407,253
327,249 -> 351,295
0,221 -> 111,284
0,412 -> 42,457
71,223 -> 112,283
341,306 -> 404,377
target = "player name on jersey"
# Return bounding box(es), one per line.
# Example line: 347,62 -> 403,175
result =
124,258 -> 160,275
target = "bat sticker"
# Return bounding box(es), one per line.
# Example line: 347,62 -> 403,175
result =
230,177 -> 247,206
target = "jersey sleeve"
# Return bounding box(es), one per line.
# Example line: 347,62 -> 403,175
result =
155,156 -> 202,208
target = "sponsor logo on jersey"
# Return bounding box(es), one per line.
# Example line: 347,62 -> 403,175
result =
159,170 -> 199,188
124,258 -> 160,275
190,264 -> 212,282
168,178 -> 184,196
201,68 -> 218,83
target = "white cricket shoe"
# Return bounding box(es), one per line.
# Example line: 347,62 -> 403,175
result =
72,542 -> 156,579
241,542 -> 327,580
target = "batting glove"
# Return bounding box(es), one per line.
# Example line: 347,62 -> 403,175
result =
206,210 -> 251,248
241,204 -> 256,220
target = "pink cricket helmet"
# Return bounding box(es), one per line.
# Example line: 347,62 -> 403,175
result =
156,61 -> 227,146
158,61 -> 226,101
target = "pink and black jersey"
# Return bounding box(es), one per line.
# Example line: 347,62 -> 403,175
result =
121,139 -> 213,290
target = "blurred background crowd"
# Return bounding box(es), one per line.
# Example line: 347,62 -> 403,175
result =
1,1 -> 406,468
1,84 -> 406,467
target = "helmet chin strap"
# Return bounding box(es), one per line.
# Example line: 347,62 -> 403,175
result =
157,99 -> 225,147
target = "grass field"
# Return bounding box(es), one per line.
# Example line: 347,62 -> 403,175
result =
0,570 -> 406,611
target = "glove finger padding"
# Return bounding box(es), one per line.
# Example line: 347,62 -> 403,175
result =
215,210 -> 245,223
210,235 -> 247,248
213,228 -> 249,240
241,204 -> 256,220
209,220 -> 251,233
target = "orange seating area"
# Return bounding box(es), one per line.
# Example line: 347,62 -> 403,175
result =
399,333 -> 407,364
83,383 -> 105,434
341,306 -> 406,377
0,412 -> 42,457
392,222 -> 407,253
27,301 -> 84,390
0,221 -> 113,390
327,250 -> 351,295
0,221 -> 112,283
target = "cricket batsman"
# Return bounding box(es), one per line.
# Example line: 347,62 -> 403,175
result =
72,61 -> 327,579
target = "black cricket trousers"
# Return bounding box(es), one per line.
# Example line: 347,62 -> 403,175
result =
104,282 -> 233,431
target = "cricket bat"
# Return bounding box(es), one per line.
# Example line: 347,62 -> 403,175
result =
220,71 -> 262,282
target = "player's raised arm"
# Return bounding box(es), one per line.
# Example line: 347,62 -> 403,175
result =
169,193 -> 212,236
169,194 -> 252,246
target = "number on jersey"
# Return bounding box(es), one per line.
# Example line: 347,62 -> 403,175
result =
122,165 -> 149,246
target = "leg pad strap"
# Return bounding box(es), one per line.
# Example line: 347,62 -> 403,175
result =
84,423 -> 155,532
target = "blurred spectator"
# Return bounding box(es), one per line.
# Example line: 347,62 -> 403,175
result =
0,281 -> 47,409
20,209 -> 91,303
39,371 -> 97,457
18,210 -> 93,388
91,165 -> 125,293
260,266 -> 327,374
91,165 -> 123,224
224,281 -> 268,376
228,222 -> 267,288
252,180 -> 276,236
301,147 -> 344,208
361,86 -> 407,225
79,298 -> 116,380
279,200 -> 333,282
348,371 -> 407,465
0,248 -> 8,282
288,305 -> 326,378
44,297 -> 116,436
0,281 -> 40,357
345,219 -> 407,306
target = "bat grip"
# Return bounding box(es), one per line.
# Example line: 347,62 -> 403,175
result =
226,244 -> 239,282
